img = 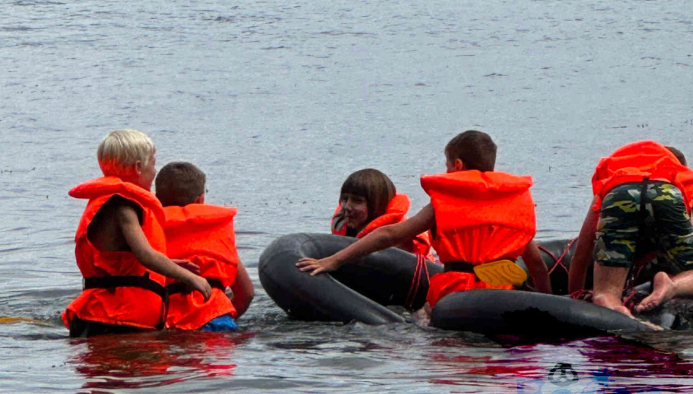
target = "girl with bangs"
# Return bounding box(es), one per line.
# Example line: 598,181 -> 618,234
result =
331,168 -> 435,262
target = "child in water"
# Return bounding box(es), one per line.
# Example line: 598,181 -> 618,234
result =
62,129 -> 211,337
155,161 -> 255,331
331,168 -> 435,261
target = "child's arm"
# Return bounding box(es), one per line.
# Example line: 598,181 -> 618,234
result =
522,240 -> 552,294
568,200 -> 599,294
297,204 -> 436,275
117,205 -> 212,300
230,262 -> 254,318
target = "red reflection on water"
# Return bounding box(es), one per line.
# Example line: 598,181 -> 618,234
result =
426,338 -> 546,390
430,353 -> 542,378
68,330 -> 254,391
427,335 -> 693,392
579,336 -> 693,377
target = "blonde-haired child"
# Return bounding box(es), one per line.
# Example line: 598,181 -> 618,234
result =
62,129 -> 211,337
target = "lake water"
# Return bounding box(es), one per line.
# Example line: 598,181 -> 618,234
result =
1,0 -> 692,392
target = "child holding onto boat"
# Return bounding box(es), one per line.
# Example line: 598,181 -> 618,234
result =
155,161 -> 254,331
62,129 -> 211,337
568,141 -> 693,316
298,130 -> 552,309
331,168 -> 435,261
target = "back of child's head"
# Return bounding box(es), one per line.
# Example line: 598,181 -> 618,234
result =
340,168 -> 396,221
666,146 -> 687,166
155,162 -> 206,207
445,130 -> 497,172
97,129 -> 156,177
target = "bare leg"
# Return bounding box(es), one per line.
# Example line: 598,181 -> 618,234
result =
593,263 -> 632,317
636,270 -> 693,312
568,203 -> 599,294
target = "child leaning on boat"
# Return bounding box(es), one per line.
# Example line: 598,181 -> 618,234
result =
569,141 -> 693,317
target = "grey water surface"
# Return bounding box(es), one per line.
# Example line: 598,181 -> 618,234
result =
1,0 -> 693,392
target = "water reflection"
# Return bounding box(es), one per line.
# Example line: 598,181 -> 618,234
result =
426,336 -> 545,391
575,337 -> 693,392
68,330 -> 254,391
426,334 -> 693,392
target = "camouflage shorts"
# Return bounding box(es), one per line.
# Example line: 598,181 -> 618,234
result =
595,181 -> 693,272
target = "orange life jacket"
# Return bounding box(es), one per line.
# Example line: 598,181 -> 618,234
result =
164,204 -> 239,330
331,193 -> 435,261
61,177 -> 168,330
421,170 -> 536,264
591,140 -> 693,211
420,170 -> 537,307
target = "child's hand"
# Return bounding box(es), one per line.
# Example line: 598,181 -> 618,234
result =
173,259 -> 200,275
189,275 -> 212,300
296,257 -> 341,276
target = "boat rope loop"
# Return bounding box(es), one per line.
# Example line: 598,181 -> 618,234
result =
538,237 -> 578,276
405,254 -> 430,310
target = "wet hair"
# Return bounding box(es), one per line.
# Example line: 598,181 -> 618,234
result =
444,130 -> 497,172
666,146 -> 687,166
155,161 -> 206,207
339,168 -> 396,222
97,129 -> 155,177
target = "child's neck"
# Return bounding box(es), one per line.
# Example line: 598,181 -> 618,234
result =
112,174 -> 150,191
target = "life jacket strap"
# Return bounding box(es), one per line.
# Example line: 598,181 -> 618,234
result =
443,261 -> 476,274
166,278 -> 225,296
83,272 -> 168,329
624,177 -> 652,292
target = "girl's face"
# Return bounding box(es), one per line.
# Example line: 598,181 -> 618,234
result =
339,193 -> 369,231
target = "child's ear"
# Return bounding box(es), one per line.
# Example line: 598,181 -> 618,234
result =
134,160 -> 143,175
454,158 -> 466,171
194,193 -> 205,204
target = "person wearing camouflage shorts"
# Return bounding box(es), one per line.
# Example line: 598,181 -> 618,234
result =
595,181 -> 693,273
569,141 -> 693,317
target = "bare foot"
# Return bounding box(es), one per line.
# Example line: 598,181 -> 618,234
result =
636,272 -> 676,312
593,293 -> 633,317
411,303 -> 432,327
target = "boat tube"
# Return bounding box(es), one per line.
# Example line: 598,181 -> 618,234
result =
429,289 -> 653,335
259,233 -> 442,324
259,233 -> 664,334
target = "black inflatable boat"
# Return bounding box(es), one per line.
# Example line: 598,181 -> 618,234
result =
259,233 -> 442,324
259,233 -> 674,335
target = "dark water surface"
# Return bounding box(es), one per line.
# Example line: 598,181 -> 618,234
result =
1,0 -> 692,392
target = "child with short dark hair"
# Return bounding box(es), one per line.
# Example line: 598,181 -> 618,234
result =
156,161 -> 254,330
62,130 -> 211,337
298,130 -> 551,311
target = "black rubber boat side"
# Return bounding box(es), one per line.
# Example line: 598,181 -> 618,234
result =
258,233 -> 443,324
430,289 -> 655,335
259,233 -> 659,334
